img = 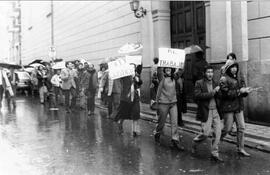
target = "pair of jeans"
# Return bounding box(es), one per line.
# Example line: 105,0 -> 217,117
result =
39,85 -> 47,103
107,93 -> 121,118
222,110 -> 246,151
155,103 -> 179,141
193,109 -> 221,156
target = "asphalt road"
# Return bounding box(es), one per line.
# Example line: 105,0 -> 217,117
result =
0,96 -> 269,175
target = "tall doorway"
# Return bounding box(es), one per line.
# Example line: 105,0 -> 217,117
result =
170,1 -> 206,101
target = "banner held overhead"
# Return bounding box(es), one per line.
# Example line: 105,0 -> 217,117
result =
158,48 -> 185,68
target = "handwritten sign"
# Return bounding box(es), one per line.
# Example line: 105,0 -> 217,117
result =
125,55 -> 142,65
158,48 -> 185,68
108,58 -> 135,80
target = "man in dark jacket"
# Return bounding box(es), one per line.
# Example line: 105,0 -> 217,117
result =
219,60 -> 251,157
191,65 -> 223,162
87,64 -> 98,115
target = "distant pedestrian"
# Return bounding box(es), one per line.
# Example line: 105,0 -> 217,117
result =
191,65 -> 223,162
154,67 -> 184,150
79,63 -> 91,109
6,68 -> 18,109
219,60 -> 251,157
37,66 -> 48,104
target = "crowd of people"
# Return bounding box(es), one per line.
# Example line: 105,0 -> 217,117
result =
0,47 -> 253,164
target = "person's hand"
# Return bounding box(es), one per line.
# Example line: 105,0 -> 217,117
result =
240,87 -> 247,94
214,86 -> 220,93
135,76 -> 139,82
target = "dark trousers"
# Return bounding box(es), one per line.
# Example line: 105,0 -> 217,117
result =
87,90 -> 96,113
54,86 -> 61,105
62,89 -> 70,110
0,85 -> 4,106
176,96 -> 184,126
108,93 -> 120,118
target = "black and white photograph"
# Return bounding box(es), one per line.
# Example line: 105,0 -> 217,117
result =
0,0 -> 269,174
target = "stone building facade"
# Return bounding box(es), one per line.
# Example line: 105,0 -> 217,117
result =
21,1 -> 270,124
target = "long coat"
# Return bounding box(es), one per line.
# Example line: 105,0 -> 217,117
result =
194,78 -> 222,122
116,74 -> 142,120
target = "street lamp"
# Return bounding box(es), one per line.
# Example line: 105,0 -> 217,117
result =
129,0 -> 147,18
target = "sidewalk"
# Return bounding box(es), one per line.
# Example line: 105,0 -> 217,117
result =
96,100 -> 270,153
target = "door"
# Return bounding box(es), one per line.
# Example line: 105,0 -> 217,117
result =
170,1 -> 206,101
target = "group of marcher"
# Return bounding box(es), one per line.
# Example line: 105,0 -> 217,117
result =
26,48 -> 252,163
150,50 -> 251,163
30,60 -> 99,115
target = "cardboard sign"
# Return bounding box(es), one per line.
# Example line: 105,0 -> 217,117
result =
125,55 -> 142,65
158,48 -> 185,68
108,58 -> 135,80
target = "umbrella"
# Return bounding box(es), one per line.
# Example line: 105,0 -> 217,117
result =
52,61 -> 66,69
118,43 -> 143,54
54,58 -> 63,63
29,63 -> 45,68
24,67 -> 35,73
184,45 -> 203,55
0,63 -> 22,69
28,59 -> 43,65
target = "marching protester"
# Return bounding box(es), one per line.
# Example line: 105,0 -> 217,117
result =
175,68 -> 187,126
77,62 -> 85,109
79,63 -> 90,110
37,65 -> 48,104
191,65 -> 223,162
50,69 -> 62,107
6,67 -> 18,109
219,60 -> 251,157
87,63 -> 98,116
153,67 -> 184,150
115,64 -> 142,136
61,61 -> 76,113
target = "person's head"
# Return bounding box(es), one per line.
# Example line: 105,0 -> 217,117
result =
84,62 -> 89,69
65,61 -> 72,69
38,65 -> 43,71
153,57 -> 159,65
89,63 -> 94,71
45,63 -> 51,70
229,64 -> 238,76
78,62 -> 84,70
163,67 -> 176,79
204,65 -> 214,81
227,53 -> 237,61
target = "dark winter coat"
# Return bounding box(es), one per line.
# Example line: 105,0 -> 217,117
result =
175,71 -> 187,113
219,61 -> 248,113
194,78 -> 222,122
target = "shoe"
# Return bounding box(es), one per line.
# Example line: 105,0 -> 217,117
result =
238,150 -> 251,157
211,155 -> 224,163
171,140 -> 184,151
154,133 -> 160,143
118,122 -> 123,134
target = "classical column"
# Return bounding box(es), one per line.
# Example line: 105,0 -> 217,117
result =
151,1 -> 171,58
208,1 -> 232,63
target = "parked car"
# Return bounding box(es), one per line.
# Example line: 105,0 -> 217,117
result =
15,71 -> 32,92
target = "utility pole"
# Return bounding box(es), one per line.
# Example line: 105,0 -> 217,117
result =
18,0 -> 22,65
49,0 -> 56,61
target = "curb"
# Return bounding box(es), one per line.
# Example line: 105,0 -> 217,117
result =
95,103 -> 270,153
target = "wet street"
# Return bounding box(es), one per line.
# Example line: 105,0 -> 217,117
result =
0,97 -> 269,175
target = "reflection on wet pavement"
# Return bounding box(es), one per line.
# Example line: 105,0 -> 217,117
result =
0,97 -> 269,175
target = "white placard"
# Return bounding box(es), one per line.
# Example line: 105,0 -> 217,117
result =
108,58 -> 135,80
125,55 -> 142,65
158,48 -> 185,68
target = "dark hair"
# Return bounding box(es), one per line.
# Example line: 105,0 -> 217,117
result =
227,52 -> 237,60
153,57 -> 159,64
65,61 -> 71,67
204,65 -> 214,73
195,51 -> 204,59
136,64 -> 143,75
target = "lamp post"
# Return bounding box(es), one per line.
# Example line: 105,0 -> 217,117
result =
129,0 -> 147,18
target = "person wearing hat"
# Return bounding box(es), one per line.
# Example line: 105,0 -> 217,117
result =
219,60 -> 251,157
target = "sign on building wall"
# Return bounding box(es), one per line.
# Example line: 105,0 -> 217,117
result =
158,48 -> 185,68
108,57 -> 135,80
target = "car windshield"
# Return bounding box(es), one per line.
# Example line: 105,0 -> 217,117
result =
17,72 -> 30,79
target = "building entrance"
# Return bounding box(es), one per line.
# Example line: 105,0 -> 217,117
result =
170,1 -> 206,101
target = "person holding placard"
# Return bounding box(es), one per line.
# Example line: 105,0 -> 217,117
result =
115,64 -> 142,136
154,67 -> 184,151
